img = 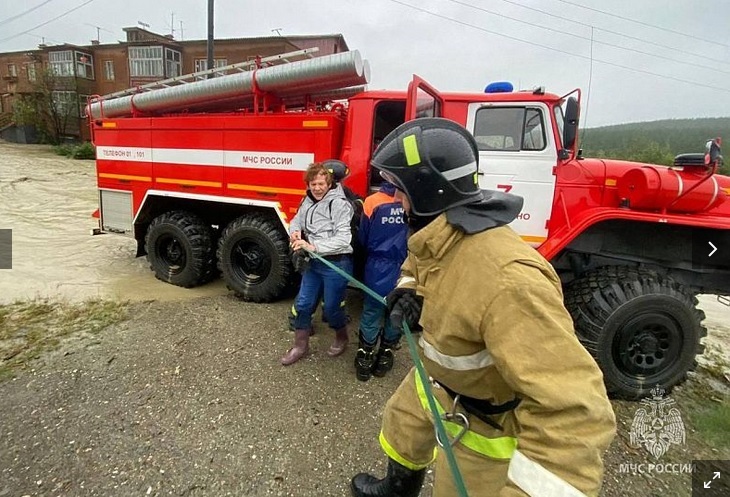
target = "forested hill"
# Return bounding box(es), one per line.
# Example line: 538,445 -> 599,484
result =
579,117 -> 729,172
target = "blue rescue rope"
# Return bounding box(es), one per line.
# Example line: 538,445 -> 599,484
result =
304,249 -> 469,497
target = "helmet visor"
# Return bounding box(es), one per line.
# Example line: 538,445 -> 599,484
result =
379,170 -> 407,192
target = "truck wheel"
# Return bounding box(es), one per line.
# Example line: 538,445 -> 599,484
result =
565,267 -> 706,399
217,213 -> 292,302
145,211 -> 215,287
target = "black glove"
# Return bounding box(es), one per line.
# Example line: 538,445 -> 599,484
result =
386,287 -> 423,333
291,249 -> 310,274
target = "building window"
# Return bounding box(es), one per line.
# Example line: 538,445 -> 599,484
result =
104,60 -> 115,81
194,58 -> 228,73
129,46 -> 182,78
78,94 -> 90,117
49,50 -> 74,77
7,63 -> 17,77
51,90 -> 79,116
24,63 -> 36,82
129,46 -> 164,77
75,51 -> 94,80
165,48 -> 181,77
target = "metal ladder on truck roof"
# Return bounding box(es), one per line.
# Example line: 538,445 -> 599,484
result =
99,47 -> 320,101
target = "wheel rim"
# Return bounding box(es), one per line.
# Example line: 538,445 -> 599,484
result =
156,234 -> 186,274
613,312 -> 683,380
230,237 -> 272,285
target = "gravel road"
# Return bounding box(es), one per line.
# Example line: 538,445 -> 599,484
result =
0,294 -> 418,497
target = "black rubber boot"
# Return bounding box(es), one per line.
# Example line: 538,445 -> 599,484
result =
372,340 -> 398,378
351,458 -> 426,497
354,334 -> 376,382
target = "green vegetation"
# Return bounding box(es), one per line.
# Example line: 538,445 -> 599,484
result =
53,141 -> 96,160
681,346 -> 730,452
0,299 -> 128,381
581,117 -> 730,175
13,68 -> 85,145
687,401 -> 730,449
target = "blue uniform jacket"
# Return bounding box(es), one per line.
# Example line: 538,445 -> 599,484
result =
358,183 -> 408,296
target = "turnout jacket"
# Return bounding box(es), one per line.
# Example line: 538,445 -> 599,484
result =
289,184 -> 354,256
397,214 -> 616,496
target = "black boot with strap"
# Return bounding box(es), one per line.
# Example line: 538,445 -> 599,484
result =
351,458 -> 425,497
372,338 -> 398,377
354,332 -> 377,381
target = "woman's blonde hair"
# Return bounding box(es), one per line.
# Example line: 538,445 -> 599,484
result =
303,162 -> 334,187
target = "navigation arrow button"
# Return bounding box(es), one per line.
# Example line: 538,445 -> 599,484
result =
709,242 -> 718,257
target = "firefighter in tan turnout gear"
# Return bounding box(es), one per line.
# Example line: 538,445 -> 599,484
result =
350,118 -> 617,497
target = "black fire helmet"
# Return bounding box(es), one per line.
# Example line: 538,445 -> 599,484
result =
371,118 -> 483,217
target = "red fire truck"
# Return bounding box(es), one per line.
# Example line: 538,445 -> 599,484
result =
89,49 -> 728,398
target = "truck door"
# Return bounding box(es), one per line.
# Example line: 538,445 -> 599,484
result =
465,103 -> 557,246
405,76 -> 444,120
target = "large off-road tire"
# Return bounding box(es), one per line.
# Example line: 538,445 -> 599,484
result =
217,213 -> 293,302
565,266 -> 706,399
144,211 -> 215,288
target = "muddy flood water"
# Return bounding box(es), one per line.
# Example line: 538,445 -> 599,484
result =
0,142 -> 228,304
1,141 -> 728,361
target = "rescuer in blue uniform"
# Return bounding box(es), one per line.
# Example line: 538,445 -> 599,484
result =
355,181 -> 408,381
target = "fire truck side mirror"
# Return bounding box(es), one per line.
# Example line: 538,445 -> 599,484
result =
562,96 -> 579,151
705,137 -> 722,167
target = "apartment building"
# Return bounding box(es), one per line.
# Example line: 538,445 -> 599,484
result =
0,27 -> 349,141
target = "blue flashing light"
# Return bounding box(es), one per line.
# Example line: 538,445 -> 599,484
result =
484,81 -> 514,93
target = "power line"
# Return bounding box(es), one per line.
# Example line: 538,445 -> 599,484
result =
386,0 -> 730,94
498,0 -> 730,66
554,0 -> 730,49
0,0 -> 99,45
84,23 -> 115,35
17,31 -> 64,46
442,0 -> 730,76
0,0 -> 57,28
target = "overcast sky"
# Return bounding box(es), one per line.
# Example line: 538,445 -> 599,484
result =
1,0 -> 728,127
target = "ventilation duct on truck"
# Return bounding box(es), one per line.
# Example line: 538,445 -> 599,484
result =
88,50 -> 369,119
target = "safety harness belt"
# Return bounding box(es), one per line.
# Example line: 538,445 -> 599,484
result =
437,381 -> 521,431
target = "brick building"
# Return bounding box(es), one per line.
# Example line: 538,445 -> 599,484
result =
0,27 -> 349,141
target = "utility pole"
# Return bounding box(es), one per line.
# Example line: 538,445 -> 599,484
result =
170,12 -> 175,38
179,20 -> 184,41
207,0 -> 214,77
